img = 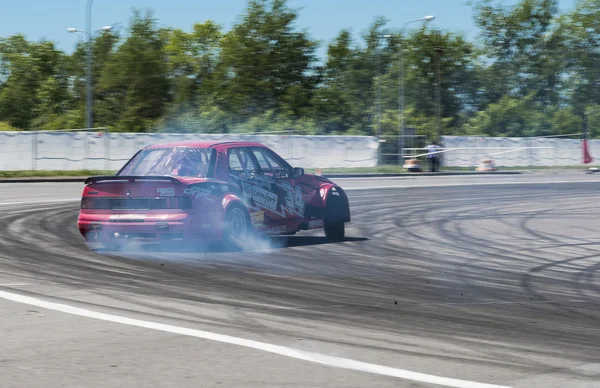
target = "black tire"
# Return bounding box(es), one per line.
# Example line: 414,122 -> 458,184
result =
324,188 -> 347,241
324,219 -> 345,241
222,204 -> 252,249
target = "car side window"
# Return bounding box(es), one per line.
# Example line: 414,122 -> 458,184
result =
252,148 -> 290,179
228,148 -> 258,180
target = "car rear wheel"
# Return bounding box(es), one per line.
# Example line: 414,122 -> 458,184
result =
223,205 -> 252,249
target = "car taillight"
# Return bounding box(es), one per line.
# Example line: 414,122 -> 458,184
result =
81,198 -> 110,209
81,198 -> 95,209
81,197 -> 191,210
165,197 -> 192,209
148,197 -> 193,209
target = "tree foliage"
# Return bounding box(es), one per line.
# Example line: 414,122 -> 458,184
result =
0,0 -> 598,139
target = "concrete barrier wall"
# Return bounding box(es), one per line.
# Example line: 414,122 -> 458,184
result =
440,136 -> 595,167
0,131 -> 380,170
1,132 -> 595,170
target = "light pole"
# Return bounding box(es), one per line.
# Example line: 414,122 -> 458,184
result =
397,15 -> 435,164
376,34 -> 392,165
377,34 -> 392,139
68,0 -> 111,130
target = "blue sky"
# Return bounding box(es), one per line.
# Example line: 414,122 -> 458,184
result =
0,0 -> 578,60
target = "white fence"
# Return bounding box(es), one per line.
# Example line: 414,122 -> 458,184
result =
440,136 -> 595,167
0,132 -> 596,171
0,131 -> 380,170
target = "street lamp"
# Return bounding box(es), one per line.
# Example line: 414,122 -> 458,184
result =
376,34 -> 393,138
67,0 -> 111,131
375,34 -> 393,165
67,24 -> 112,130
397,15 -> 435,164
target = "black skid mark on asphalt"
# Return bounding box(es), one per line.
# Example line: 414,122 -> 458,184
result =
381,189 -> 600,357
5,187 -> 600,368
436,197 -> 600,332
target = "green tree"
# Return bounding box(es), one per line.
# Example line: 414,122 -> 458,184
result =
31,76 -> 69,128
215,0 -> 319,118
0,36 -> 68,129
556,0 -> 600,116
66,28 -> 120,128
584,105 -> 600,138
463,94 -> 541,136
473,0 -> 561,107
1,0 -> 597,138
97,8 -> 170,132
463,93 -> 582,137
396,28 -> 480,136
0,121 -> 19,131
161,20 -> 223,108
311,17 -> 393,135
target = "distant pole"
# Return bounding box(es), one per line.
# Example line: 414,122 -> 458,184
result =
397,15 -> 435,165
377,39 -> 381,139
434,39 -> 444,142
377,35 -> 392,138
376,46 -> 382,165
86,0 -> 94,130
69,2 -> 112,132
584,109 -> 590,139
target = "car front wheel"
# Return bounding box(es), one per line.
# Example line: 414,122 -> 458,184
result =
324,219 -> 345,241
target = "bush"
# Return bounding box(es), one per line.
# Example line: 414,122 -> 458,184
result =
0,121 -> 20,131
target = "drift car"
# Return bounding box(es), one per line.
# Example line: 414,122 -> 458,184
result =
77,141 -> 351,249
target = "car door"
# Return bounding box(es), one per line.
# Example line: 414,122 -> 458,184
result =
227,146 -> 279,228
249,146 -> 305,226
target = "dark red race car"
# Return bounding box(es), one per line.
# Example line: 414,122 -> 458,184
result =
77,141 -> 351,249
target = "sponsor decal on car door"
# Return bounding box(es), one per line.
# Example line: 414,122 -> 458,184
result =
249,147 -> 305,221
227,147 -> 279,226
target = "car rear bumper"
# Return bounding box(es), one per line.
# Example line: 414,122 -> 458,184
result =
77,211 -> 222,242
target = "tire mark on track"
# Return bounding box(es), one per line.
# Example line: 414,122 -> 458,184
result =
2,186 -> 600,384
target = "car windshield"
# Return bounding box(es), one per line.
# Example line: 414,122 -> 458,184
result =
118,147 -> 214,178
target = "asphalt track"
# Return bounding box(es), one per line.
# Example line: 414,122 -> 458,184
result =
1,173 -> 600,388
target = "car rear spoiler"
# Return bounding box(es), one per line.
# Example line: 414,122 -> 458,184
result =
84,176 -> 184,185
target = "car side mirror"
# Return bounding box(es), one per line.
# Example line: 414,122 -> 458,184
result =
293,167 -> 304,178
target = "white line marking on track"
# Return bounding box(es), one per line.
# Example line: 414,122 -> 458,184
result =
0,198 -> 80,206
0,290 -> 512,388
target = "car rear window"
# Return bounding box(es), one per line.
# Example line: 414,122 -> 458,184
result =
118,147 -> 215,178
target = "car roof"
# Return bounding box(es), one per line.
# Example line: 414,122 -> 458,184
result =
144,140 -> 266,149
